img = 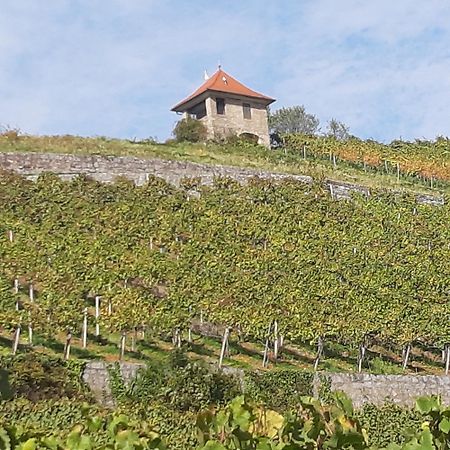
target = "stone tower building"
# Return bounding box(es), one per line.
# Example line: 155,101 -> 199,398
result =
171,68 -> 275,147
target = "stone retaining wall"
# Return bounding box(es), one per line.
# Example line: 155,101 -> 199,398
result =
82,361 -> 145,406
327,373 -> 450,408
0,152 -> 443,204
81,360 -> 450,408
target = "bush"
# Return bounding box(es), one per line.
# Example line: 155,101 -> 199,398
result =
0,355 -> 87,401
115,350 -> 240,412
244,370 -> 314,410
173,117 -> 207,143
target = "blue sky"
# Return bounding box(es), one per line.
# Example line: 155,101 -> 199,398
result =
1,0 -> 450,142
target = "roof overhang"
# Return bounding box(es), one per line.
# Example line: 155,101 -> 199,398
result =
171,89 -> 275,112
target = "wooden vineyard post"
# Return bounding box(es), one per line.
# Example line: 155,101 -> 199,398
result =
218,327 -> 230,369
29,283 -> 34,302
396,162 -> 400,181
262,322 -> 272,368
224,332 -> 230,357
332,154 -> 337,169
444,344 -> 450,375
82,308 -> 88,349
313,336 -> 324,371
8,230 -> 13,242
131,327 -> 137,352
329,184 -> 334,200
107,299 -> 112,316
94,295 -> 101,337
273,320 -> 279,362
357,343 -> 366,373
200,310 -> 204,325
119,332 -> 126,360
14,278 -> 19,311
262,338 -> 270,368
187,306 -> 193,343
172,328 -> 181,348
27,312 -> 33,345
303,145 -> 307,160
28,283 -> 34,345
402,343 -> 411,370
12,325 -> 21,355
64,330 -> 72,360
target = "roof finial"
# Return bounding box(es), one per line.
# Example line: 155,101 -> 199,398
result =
218,60 -> 222,70
204,69 -> 209,80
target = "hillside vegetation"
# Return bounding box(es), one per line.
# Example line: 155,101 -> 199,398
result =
1,132 -> 450,195
1,171 -> 450,372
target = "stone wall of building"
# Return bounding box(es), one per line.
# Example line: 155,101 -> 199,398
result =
204,95 -> 270,147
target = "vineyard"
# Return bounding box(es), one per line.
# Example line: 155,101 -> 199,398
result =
1,169 -> 450,371
283,134 -> 450,182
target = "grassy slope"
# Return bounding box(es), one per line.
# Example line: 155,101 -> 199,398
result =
0,134 -> 448,196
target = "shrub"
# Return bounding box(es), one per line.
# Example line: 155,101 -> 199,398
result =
114,351 -> 240,413
0,355 -> 87,401
244,370 -> 314,411
173,117 -> 207,143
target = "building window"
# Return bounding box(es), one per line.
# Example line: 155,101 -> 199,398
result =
216,98 -> 225,115
243,103 -> 251,119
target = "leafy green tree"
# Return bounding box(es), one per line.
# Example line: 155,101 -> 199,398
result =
268,105 -> 320,135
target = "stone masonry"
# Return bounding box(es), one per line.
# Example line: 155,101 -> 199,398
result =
81,361 -> 450,408
82,361 -> 145,406
0,152 -> 442,205
203,95 -> 271,147
326,373 -> 450,408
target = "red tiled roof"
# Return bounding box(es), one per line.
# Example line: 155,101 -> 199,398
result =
171,69 -> 275,111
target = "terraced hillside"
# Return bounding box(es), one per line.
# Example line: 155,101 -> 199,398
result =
1,169 -> 450,374
1,132 -> 450,195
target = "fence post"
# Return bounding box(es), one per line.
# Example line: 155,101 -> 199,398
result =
12,326 -> 21,355
119,332 -> 126,360
218,327 -> 230,369
95,295 -> 101,336
82,308 -> 88,349
64,330 -> 72,360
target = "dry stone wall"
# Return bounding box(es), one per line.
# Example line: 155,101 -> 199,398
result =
0,152 -> 443,204
326,373 -> 450,408
82,361 -> 145,407
81,360 -> 450,408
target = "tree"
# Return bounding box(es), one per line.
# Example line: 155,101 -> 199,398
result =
326,118 -> 350,141
268,105 -> 320,135
173,117 -> 207,143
